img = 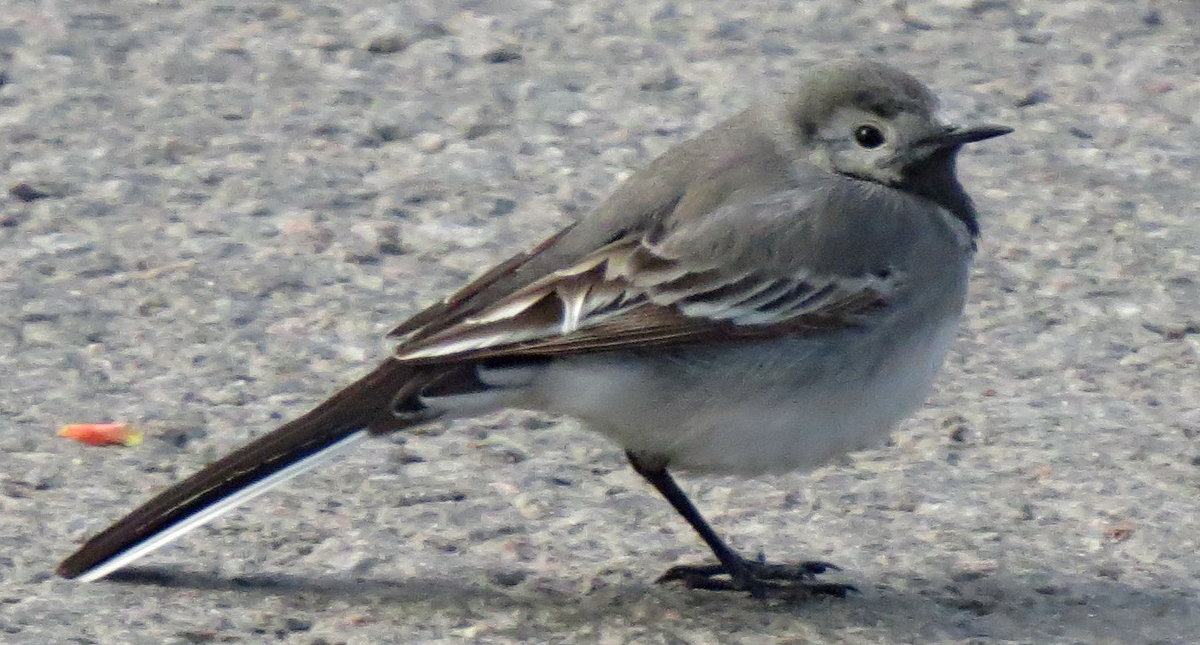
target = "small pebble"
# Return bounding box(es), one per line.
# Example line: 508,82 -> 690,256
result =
415,132 -> 446,153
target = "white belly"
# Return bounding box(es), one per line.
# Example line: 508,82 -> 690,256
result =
526,315 -> 962,475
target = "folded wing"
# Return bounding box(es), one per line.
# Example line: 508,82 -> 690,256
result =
393,190 -> 901,364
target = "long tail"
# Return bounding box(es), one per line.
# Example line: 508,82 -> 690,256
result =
58,359 -> 422,581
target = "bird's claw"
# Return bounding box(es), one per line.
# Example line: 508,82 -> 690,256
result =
657,558 -> 857,600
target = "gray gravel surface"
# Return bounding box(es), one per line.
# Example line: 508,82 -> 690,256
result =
3,1 -> 1199,643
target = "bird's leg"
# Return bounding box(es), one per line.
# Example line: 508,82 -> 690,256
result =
626,451 -> 855,600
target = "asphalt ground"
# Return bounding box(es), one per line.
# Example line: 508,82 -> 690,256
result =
1,1 -> 1198,643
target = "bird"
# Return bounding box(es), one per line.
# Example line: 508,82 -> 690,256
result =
58,59 -> 1010,599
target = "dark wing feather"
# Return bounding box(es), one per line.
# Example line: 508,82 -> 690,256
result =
392,232 -> 896,364
388,223 -> 579,340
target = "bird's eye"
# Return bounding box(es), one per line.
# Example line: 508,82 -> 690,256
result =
854,125 -> 885,149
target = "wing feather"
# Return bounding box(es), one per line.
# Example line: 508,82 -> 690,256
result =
393,230 -> 897,363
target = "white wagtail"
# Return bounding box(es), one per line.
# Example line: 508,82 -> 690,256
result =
58,59 -> 1010,598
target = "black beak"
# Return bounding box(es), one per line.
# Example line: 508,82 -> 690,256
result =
916,124 -> 1013,150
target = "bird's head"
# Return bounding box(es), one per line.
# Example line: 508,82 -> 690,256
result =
774,60 -> 1011,234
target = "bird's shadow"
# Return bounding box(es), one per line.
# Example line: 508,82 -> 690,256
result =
102,565 -> 1199,642
105,566 -> 525,606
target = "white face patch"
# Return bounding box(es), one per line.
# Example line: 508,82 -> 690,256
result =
931,108 -> 955,132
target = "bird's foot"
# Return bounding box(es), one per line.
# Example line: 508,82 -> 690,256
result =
657,556 -> 856,600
